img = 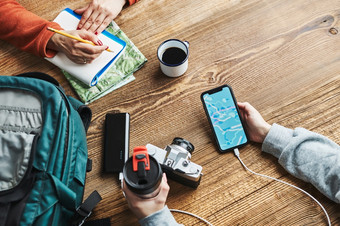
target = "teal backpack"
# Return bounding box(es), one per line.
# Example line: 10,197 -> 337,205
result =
0,73 -> 101,226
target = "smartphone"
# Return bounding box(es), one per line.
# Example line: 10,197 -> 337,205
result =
201,85 -> 248,152
104,113 -> 130,173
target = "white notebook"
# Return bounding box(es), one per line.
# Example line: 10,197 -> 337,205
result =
46,8 -> 126,87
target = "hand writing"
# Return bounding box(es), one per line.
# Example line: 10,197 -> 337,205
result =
47,29 -> 107,64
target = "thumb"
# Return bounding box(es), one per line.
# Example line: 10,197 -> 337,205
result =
158,174 -> 170,197
162,173 -> 168,183
74,6 -> 88,15
237,102 -> 246,109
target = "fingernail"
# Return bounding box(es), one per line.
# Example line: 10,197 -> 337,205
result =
98,40 -> 103,46
105,46 -> 109,50
95,31 -> 98,35
77,26 -> 80,30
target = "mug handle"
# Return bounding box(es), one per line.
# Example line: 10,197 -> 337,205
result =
184,41 -> 189,48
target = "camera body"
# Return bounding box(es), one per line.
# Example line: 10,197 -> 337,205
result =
146,138 -> 203,188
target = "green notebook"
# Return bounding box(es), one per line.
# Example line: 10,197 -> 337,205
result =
63,21 -> 147,104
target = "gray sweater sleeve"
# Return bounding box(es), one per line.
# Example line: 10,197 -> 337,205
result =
139,205 -> 182,226
262,123 -> 340,203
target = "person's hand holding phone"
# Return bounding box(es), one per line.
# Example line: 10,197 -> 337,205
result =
237,102 -> 271,143
201,85 -> 249,152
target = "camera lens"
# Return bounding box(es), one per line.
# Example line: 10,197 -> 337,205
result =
172,137 -> 194,153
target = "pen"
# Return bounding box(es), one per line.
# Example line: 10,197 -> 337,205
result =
47,27 -> 113,52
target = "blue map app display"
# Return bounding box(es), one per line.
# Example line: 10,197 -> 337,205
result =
202,86 -> 247,151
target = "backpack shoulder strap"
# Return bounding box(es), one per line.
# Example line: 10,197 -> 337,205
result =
16,72 -> 61,89
67,96 -> 92,133
71,190 -> 102,226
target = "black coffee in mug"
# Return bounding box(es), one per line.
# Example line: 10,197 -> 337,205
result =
157,39 -> 189,77
162,47 -> 187,65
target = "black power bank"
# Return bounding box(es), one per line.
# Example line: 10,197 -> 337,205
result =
104,113 -> 130,173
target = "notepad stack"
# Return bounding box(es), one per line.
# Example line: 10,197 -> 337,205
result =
63,21 -> 147,104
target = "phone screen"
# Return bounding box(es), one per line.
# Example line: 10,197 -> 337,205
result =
201,85 -> 248,152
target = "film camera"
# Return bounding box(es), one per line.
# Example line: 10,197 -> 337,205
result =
146,138 -> 203,188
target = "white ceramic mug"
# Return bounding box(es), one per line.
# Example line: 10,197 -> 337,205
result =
157,39 -> 189,77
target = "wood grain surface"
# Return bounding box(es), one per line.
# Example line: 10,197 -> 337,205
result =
1,0 -> 340,225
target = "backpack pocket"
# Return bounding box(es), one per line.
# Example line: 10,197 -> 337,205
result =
0,88 -> 42,198
0,131 -> 38,193
0,88 -> 43,226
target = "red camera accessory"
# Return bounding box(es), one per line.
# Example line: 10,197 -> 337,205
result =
132,146 -> 150,172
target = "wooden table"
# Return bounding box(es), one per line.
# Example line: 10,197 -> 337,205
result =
1,0 -> 340,225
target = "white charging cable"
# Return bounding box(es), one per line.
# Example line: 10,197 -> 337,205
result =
233,148 -> 331,226
170,209 -> 213,226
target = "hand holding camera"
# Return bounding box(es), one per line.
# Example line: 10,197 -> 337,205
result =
122,139 -> 203,223
123,138 -> 202,198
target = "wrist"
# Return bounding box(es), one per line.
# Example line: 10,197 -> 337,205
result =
46,34 -> 59,52
261,123 -> 271,142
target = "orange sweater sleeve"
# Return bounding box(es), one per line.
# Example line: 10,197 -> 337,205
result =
0,0 -> 62,58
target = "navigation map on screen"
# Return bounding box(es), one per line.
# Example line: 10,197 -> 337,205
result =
203,87 -> 247,150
